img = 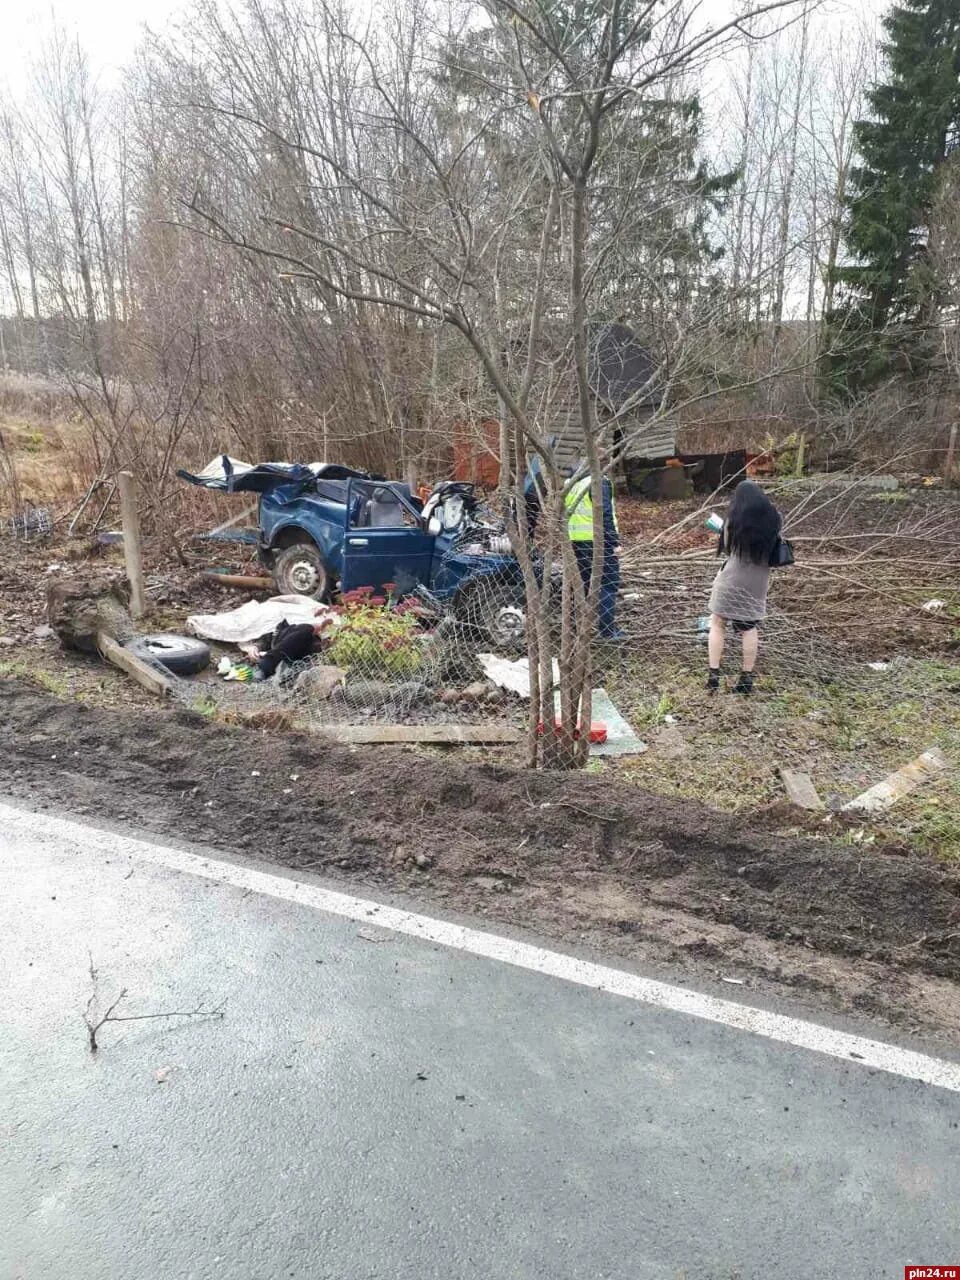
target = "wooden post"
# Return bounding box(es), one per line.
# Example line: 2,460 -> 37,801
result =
117,470 -> 146,619
795,431 -> 806,478
97,632 -> 172,698
945,423 -> 958,487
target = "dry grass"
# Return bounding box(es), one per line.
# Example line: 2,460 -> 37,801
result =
0,414 -> 89,508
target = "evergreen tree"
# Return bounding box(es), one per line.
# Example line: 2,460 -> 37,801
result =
827,0 -> 960,392
436,5 -> 733,337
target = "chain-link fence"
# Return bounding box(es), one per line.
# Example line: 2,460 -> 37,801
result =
152,548 -> 953,756
107,472 -> 959,816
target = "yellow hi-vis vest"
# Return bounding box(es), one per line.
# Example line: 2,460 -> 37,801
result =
564,477 -> 618,542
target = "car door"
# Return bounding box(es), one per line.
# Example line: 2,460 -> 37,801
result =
339,480 -> 436,594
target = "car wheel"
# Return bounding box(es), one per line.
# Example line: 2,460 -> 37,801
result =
125,634 -> 211,676
460,583 -> 527,652
273,542 -> 331,600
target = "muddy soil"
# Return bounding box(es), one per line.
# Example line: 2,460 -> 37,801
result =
4,678 -> 960,1041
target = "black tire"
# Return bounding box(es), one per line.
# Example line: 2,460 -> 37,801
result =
125,634 -> 211,676
273,541 -> 331,600
459,581 -> 527,652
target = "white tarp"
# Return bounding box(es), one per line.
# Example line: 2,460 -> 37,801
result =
190,456 -> 258,483
187,595 -> 336,643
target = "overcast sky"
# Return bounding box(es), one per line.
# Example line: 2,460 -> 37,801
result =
1,0 -> 184,95
2,0 -> 887,100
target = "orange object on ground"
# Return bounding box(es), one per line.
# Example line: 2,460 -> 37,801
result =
536,719 -> 608,744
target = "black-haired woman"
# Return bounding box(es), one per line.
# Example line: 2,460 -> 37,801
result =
706,481 -> 783,695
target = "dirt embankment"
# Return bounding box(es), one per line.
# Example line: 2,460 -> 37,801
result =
4,678 -> 960,1039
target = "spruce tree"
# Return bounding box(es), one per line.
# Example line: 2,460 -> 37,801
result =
828,0 -> 960,392
436,4 -> 733,332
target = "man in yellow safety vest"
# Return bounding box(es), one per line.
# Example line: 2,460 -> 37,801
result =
564,470 -> 623,640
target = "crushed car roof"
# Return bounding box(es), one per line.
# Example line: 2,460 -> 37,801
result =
177,455 -> 378,494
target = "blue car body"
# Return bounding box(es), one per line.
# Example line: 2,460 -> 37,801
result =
179,458 -> 527,610
262,477 -> 525,604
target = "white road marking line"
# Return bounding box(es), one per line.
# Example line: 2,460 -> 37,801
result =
7,802 -> 960,1093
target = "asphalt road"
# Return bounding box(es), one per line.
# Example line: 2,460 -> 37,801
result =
2,801 -> 959,1280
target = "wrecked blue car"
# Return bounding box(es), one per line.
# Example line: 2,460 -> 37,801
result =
179,456 -> 532,647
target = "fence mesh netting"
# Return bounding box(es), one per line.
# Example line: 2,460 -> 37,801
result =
129,474 -> 960,790
8,468 -> 957,793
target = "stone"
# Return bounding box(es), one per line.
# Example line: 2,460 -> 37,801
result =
288,663 -> 347,701
335,679 -> 428,709
459,681 -> 492,703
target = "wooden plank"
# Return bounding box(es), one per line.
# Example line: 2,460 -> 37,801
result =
778,768 -> 824,811
118,471 -> 146,619
97,631 -> 172,699
843,748 -> 949,815
200,571 -> 275,591
313,723 -> 521,745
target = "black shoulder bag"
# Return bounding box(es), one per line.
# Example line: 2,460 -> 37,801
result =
769,536 -> 795,568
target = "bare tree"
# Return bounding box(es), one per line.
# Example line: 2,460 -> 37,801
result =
161,0 -> 813,767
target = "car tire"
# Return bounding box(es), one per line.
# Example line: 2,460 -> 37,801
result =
125,634 -> 211,676
272,542 -> 331,600
459,582 -> 527,652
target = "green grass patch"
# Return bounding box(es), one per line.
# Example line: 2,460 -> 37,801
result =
0,659 -> 71,698
608,653 -> 960,846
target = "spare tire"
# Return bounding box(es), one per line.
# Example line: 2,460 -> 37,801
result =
125,633 -> 211,676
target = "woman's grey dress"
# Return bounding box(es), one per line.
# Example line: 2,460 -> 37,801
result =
708,554 -> 771,623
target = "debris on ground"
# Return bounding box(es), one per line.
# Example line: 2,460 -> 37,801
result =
98,633 -> 173,699
287,664 -> 347,701
477,652 -> 559,698
125,634 -> 211,676
453,679 -> 492,703
315,722 -> 522,745
333,679 -> 428,714
843,747 -> 950,814
46,572 -> 134,651
199,570 -> 275,591
778,769 -> 825,812
586,688 -> 647,757
187,595 -> 336,643
43,573 -> 177,697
